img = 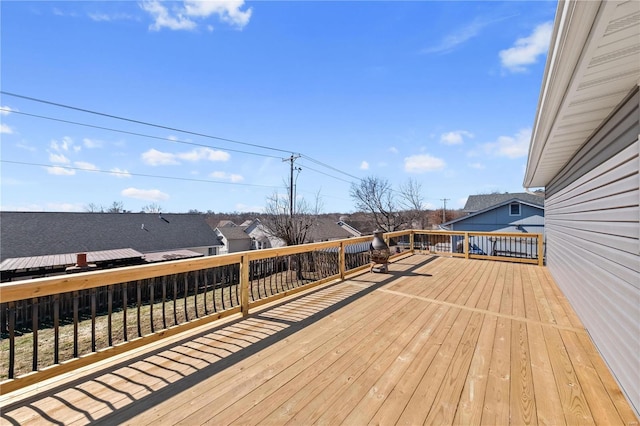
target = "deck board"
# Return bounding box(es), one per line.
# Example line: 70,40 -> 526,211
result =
1,255 -> 637,425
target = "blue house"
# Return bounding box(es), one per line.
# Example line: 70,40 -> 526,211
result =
444,192 -> 544,233
442,193 -> 544,258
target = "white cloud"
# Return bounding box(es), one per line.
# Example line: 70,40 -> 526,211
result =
469,162 -> 486,170
74,161 -> 98,171
121,187 -> 169,201
500,22 -> 553,72
49,153 -> 70,164
440,130 -> 474,145
83,138 -> 103,148
359,161 -> 369,170
404,154 -> 446,173
422,15 -> 512,54
0,123 -> 14,134
142,148 -> 180,165
88,12 -> 136,22
46,166 -> 75,175
140,0 -> 251,32
389,147 -> 398,154
483,128 -> 531,158
0,106 -> 15,115
50,136 -> 76,152
184,0 -> 252,27
210,171 -> 244,182
142,147 -> 230,165
110,167 -> 132,178
139,0 -> 196,31
178,147 -> 230,162
17,143 -> 36,152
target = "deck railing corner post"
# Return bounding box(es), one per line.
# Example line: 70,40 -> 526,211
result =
537,233 -> 545,267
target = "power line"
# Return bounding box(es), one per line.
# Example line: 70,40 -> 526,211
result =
0,108 -> 284,160
300,154 -> 362,182
0,160 -> 282,189
0,95 -> 367,185
1,91 -> 294,155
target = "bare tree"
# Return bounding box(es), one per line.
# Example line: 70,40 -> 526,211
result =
84,203 -> 103,213
350,176 -> 406,232
261,186 -> 320,246
398,178 -> 427,229
141,203 -> 162,213
106,201 -> 124,213
261,185 -> 323,280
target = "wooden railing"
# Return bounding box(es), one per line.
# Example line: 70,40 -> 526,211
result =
0,230 -> 543,393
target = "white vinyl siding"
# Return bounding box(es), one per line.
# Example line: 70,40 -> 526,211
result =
545,89 -> 639,416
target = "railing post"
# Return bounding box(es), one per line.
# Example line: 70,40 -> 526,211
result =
464,232 -> 470,259
410,231 -> 415,254
538,234 -> 544,266
240,254 -> 250,317
339,241 -> 345,280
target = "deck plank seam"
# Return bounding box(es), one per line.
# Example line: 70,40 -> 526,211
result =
347,282 -> 587,334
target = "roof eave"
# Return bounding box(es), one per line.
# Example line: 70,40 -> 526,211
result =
524,0 -> 640,188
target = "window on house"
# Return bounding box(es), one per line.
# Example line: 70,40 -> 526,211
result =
509,202 -> 521,216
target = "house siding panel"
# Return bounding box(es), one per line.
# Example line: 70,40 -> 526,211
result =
545,89 -> 639,415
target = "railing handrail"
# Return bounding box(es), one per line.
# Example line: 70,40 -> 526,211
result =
0,230 -> 543,303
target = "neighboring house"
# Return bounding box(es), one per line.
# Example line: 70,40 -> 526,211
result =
462,192 -> 544,215
441,194 -> 544,258
525,0 -> 639,417
214,219 -> 286,255
306,217 -> 355,242
214,217 -> 354,254
0,212 -> 221,280
445,193 -> 544,234
214,224 -> 252,255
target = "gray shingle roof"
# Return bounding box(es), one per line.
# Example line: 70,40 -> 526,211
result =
216,226 -> 251,241
306,218 -> 354,242
463,192 -> 544,213
0,212 -> 220,261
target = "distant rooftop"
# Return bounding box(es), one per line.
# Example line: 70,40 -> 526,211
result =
463,192 -> 544,213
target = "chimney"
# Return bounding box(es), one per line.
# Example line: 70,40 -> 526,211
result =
66,252 -> 97,274
76,253 -> 88,267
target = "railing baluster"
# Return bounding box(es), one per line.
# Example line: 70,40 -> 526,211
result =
150,278 -> 155,333
8,301 -> 15,379
122,283 -> 128,342
107,285 -> 113,347
53,294 -> 59,364
32,297 -> 38,372
173,275 -> 178,326
91,288 -> 97,353
136,280 -> 142,338
73,291 -> 79,358
203,270 -> 208,315
162,275 -> 167,329
193,272 -> 198,319
183,274 -> 189,322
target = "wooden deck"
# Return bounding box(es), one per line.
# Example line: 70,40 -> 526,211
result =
1,255 -> 637,425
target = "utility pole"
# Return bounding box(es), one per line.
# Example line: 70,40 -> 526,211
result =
283,154 -> 301,217
440,198 -> 449,223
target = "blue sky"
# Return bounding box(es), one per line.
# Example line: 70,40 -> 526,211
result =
1,0 -> 556,214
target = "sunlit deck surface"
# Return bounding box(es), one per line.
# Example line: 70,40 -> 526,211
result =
1,254 -> 637,425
